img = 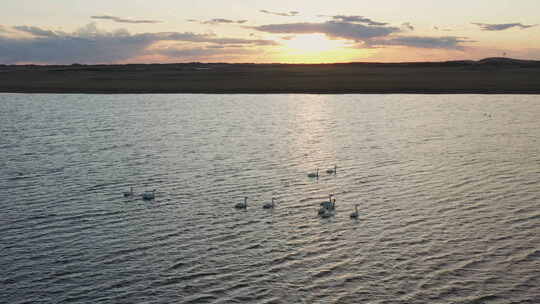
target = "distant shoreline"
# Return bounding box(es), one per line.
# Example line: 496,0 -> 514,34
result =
2,57 -> 540,95
2,90 -> 540,95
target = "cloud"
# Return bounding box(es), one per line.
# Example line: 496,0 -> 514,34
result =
329,15 -> 388,26
401,22 -> 414,31
0,23 -> 277,64
252,21 -> 400,41
472,22 -> 536,31
434,26 -> 452,32
372,36 -> 472,50
91,15 -> 161,24
154,46 -> 257,58
259,10 -> 299,17
13,26 -> 59,37
253,17 -> 470,50
187,18 -> 248,25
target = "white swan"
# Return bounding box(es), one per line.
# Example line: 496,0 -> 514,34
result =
319,194 -> 336,216
307,168 -> 319,178
319,194 -> 335,211
263,198 -> 275,209
350,204 -> 359,219
326,165 -> 337,175
142,189 -> 156,200
123,187 -> 134,197
235,197 -> 248,209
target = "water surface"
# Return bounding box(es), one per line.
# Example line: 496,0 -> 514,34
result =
1,94 -> 539,303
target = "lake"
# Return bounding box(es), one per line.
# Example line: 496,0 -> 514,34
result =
1,94 -> 539,303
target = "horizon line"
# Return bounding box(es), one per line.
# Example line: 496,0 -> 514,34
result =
2,57 -> 539,67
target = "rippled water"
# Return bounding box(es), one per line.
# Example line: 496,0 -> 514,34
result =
1,94 -> 539,304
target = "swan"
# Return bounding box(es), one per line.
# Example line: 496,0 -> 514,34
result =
350,204 -> 359,219
320,194 -> 335,211
123,187 -> 134,197
142,189 -> 156,200
319,194 -> 335,216
307,168 -> 319,178
326,165 -> 337,175
263,197 -> 275,209
235,197 -> 248,209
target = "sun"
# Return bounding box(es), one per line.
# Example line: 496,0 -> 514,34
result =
282,34 -> 349,52
273,34 -> 372,63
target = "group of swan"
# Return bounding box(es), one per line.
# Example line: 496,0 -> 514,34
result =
317,194 -> 360,219
308,165 -> 337,179
123,187 -> 156,200
309,166 -> 359,219
123,164 -> 357,219
235,197 -> 276,209
233,193 -> 358,220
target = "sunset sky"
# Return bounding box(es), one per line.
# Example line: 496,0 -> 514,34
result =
1,0 -> 539,64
